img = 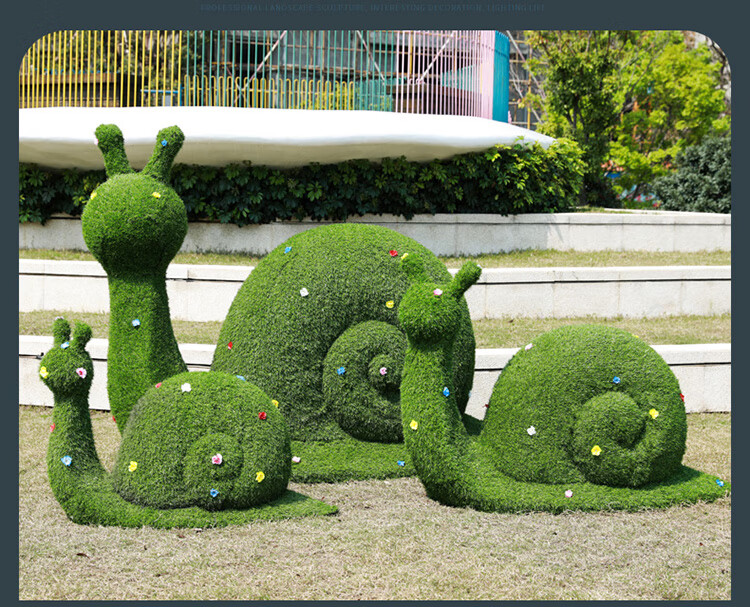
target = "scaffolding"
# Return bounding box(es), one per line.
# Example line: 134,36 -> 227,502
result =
505,30 -> 544,130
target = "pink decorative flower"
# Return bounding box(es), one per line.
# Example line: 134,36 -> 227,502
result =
379,367 -> 387,376
50,423 -> 55,433
433,288 -> 443,296
212,453 -> 223,465
292,456 -> 301,464
155,382 -> 162,388
565,489 -> 573,498
75,367 -> 87,379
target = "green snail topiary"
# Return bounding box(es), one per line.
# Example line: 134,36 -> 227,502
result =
210,223 -> 476,481
210,224 -> 476,444
397,254 -> 730,513
40,318 -> 337,527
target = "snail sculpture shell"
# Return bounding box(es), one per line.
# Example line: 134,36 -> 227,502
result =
211,223 -> 476,445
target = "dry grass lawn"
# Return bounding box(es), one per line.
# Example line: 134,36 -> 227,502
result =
19,406 -> 730,601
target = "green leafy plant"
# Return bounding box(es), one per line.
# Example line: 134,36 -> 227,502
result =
19,139 -> 584,226
397,254 -> 730,512
651,136 -> 730,213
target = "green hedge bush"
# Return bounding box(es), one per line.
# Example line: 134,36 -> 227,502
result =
19,139 -> 584,225
651,136 -> 731,213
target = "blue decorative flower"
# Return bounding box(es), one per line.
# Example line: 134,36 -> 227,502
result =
716,479 -> 725,487
612,376 -> 621,385
132,319 -> 141,328
210,488 -> 219,497
284,246 -> 292,254
337,367 -> 346,375
161,139 -> 168,147
61,455 -> 72,467
236,375 -> 246,381
60,342 -> 70,350
442,387 -> 450,397
397,460 -> 405,467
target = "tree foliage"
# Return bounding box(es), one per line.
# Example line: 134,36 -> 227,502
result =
524,30 -> 730,207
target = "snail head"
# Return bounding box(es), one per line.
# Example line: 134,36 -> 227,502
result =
398,254 -> 481,345
81,124 -> 188,276
39,318 -> 94,397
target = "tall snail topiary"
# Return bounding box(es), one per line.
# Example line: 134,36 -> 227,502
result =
42,125 -> 337,527
40,318 -> 336,527
397,254 -> 730,513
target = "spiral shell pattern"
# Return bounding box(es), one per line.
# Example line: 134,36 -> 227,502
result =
479,325 -> 687,488
212,224 -> 476,443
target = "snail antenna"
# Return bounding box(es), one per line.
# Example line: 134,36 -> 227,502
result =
141,125 -> 185,184
95,124 -> 134,178
71,322 -> 93,350
446,261 -> 481,300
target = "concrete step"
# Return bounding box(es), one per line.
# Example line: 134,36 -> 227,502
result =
19,211 -> 731,256
20,258 -> 731,321
20,335 -> 730,416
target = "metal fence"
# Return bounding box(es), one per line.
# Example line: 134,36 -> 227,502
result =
19,30 -> 509,121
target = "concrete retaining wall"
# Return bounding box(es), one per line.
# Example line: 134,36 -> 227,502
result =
19,336 -> 730,415
19,210 -> 730,256
20,259 -> 731,320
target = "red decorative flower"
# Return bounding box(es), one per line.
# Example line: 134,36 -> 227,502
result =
680,393 -> 685,402
258,411 -> 267,420
112,416 -> 116,422
155,382 -> 162,389
50,423 -> 55,433
389,250 -> 398,257
228,341 -> 233,350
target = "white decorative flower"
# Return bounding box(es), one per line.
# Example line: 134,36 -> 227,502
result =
525,343 -> 533,351
300,288 -> 309,297
527,426 -> 537,436
181,383 -> 192,393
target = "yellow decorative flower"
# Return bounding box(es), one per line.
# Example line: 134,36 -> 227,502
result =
409,420 -> 419,431
272,399 -> 279,408
128,461 -> 138,472
256,471 -> 265,483
386,300 -> 395,309
90,191 -> 97,199
39,366 -> 49,379
152,192 -> 161,198
401,253 -> 409,260
649,408 -> 659,419
591,445 -> 602,456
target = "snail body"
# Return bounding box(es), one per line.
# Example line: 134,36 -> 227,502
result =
398,254 -> 729,513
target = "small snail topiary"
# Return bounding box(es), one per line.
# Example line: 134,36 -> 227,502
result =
40,318 -> 337,528
211,223 -> 477,481
398,254 -> 730,513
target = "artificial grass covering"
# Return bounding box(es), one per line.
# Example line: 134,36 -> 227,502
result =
397,255 -> 730,513
40,318 -> 337,527
212,223 -> 477,480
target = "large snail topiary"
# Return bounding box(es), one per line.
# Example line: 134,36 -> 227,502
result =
211,223 -> 476,481
397,254 -> 730,513
40,318 -> 336,528
77,123 -> 475,486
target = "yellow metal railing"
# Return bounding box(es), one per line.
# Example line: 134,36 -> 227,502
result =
19,30 -> 183,108
182,75 -> 357,110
